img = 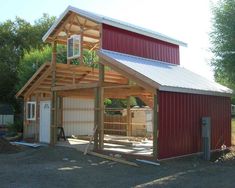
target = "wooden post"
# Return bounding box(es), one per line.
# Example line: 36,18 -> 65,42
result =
94,88 -> 99,150
98,63 -> 104,150
23,98 -> 28,140
79,32 -> 84,66
126,96 -> 131,136
153,90 -> 159,159
51,41 -> 57,145
57,96 -> 63,128
99,87 -> 104,149
35,93 -> 39,141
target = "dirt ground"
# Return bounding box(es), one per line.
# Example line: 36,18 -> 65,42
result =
0,146 -> 235,188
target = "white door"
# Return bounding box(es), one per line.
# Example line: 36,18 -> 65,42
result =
40,101 -> 51,143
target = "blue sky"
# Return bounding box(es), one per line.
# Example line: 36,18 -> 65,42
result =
0,0 -> 217,80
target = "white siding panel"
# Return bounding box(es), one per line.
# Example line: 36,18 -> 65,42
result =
63,98 -> 94,136
0,115 -> 14,125
146,110 -> 153,133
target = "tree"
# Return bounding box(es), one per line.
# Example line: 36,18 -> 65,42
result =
0,14 -> 55,105
210,0 -> 235,89
17,46 -> 52,91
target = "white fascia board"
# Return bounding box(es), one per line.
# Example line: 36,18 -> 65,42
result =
159,85 -> 233,97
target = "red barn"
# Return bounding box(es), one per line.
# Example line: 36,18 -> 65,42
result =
17,6 -> 232,159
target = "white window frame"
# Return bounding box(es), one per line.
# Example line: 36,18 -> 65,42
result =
67,35 -> 81,59
26,101 -> 36,121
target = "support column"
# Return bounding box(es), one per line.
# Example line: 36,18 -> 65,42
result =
98,87 -> 104,149
57,96 -> 63,128
23,98 -> 28,140
50,41 -> 57,145
35,93 -> 39,141
153,90 -> 159,159
94,87 -> 99,150
98,63 -> 104,150
79,32 -> 84,66
126,96 -> 131,136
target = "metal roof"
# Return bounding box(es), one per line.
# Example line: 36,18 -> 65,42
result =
98,49 -> 233,97
43,6 -> 187,47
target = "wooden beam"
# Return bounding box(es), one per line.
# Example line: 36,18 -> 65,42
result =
98,53 -> 158,94
127,96 -> 131,136
16,63 -> 50,97
99,87 -> 104,149
23,98 -> 28,139
153,91 -> 158,159
99,23 -> 102,49
74,15 -> 99,30
103,84 -> 138,89
87,151 -> 139,167
52,82 -> 99,91
94,87 -> 99,150
52,12 -> 74,40
51,41 -> 57,145
67,14 -> 76,35
24,66 -> 52,98
98,64 -> 104,150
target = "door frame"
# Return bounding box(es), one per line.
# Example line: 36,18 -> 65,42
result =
39,100 -> 51,143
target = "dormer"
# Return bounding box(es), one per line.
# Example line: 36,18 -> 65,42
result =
43,6 -> 186,65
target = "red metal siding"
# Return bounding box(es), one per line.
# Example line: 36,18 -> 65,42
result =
102,24 -> 180,65
158,91 -> 231,159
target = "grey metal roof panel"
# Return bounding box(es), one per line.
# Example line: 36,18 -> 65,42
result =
99,49 -> 233,97
43,6 -> 187,47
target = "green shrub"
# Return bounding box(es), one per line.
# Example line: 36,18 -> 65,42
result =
6,120 -> 23,136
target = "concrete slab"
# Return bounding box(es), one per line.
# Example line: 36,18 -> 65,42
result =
57,136 -> 153,156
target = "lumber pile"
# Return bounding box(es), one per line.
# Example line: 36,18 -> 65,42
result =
87,151 -> 139,167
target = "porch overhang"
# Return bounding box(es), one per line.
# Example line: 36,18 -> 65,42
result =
97,49 -> 233,97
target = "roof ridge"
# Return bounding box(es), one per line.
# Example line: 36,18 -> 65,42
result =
43,6 -> 187,47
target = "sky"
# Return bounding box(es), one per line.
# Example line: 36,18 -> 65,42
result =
0,0 -> 217,80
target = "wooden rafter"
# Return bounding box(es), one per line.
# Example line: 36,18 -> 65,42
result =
16,63 -> 50,98
52,12 -> 74,40
98,52 -> 157,94
52,82 -> 99,91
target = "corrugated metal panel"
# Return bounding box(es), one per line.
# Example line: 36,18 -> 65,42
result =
102,24 -> 180,65
0,115 -> 14,125
158,91 -> 231,159
63,98 -> 94,136
98,50 -> 232,96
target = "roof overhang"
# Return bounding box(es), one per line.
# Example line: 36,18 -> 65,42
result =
16,63 -> 129,98
43,6 -> 187,47
97,49 -> 233,97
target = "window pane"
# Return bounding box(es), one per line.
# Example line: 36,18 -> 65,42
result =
26,102 -> 36,120
27,103 -> 31,119
32,104 -> 35,119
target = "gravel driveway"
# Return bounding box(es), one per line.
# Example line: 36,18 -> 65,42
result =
0,146 -> 235,188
